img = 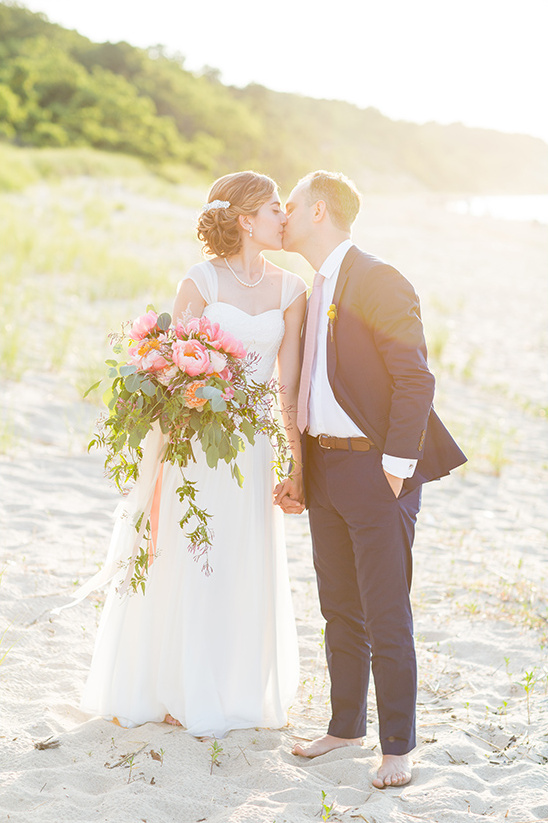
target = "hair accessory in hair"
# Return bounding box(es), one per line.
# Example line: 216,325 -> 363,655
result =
202,199 -> 231,213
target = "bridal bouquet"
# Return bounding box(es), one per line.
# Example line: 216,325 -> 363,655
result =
88,308 -> 287,592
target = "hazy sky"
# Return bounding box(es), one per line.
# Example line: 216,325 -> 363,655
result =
18,0 -> 548,143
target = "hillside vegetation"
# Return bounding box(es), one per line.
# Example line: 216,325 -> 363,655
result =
1,2 -> 547,193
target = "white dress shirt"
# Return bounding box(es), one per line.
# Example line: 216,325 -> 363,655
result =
308,240 -> 417,479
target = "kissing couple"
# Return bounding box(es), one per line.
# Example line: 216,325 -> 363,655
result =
65,169 -> 465,789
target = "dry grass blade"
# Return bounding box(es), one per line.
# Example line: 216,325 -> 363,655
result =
105,743 -> 148,769
34,736 -> 61,750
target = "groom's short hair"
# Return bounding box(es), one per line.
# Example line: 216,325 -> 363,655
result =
301,170 -> 361,231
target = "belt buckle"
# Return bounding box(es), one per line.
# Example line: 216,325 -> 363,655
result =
318,434 -> 332,450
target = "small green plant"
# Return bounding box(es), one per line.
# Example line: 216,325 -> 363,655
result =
209,739 -> 223,774
520,669 -> 537,724
320,790 -> 336,821
126,754 -> 135,783
494,701 -> 508,716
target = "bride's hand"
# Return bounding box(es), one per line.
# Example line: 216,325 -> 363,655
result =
273,477 -> 305,514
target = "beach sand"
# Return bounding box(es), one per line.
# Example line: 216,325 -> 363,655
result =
1,183 -> 547,822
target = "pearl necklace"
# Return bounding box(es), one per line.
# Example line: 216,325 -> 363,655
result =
225,257 -> 266,288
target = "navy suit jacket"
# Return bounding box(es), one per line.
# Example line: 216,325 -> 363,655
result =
322,245 -> 466,490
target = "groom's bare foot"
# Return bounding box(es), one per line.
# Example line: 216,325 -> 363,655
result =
164,713 -> 182,726
372,753 -> 412,788
292,734 -> 363,758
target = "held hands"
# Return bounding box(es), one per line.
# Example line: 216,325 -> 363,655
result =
273,474 -> 305,515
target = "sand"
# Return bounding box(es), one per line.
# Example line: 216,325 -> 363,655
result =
1,184 -> 547,822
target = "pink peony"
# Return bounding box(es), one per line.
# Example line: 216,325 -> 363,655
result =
128,339 -> 168,372
131,310 -> 158,340
172,339 -> 210,376
215,330 -> 247,359
184,316 -> 227,346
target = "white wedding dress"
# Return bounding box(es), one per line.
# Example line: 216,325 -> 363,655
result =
80,263 -> 305,737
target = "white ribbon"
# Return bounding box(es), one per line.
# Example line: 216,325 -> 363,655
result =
52,423 -> 167,614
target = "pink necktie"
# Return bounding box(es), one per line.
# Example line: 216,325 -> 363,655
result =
297,272 -> 324,433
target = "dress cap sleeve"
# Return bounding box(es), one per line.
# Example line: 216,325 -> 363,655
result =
280,270 -> 308,312
182,261 -> 218,306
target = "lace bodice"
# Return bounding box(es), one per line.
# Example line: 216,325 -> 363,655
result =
186,262 -> 307,383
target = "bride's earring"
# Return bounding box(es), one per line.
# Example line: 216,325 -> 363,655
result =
249,226 -> 253,237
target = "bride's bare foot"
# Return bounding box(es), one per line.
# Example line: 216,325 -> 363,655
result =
292,734 -> 363,758
372,753 -> 412,788
164,713 -> 182,726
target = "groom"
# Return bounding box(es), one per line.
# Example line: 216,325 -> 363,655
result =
275,171 -> 466,788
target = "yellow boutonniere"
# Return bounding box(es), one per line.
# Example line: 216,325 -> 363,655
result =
327,303 -> 337,341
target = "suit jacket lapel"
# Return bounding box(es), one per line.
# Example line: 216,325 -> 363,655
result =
332,244 -> 360,305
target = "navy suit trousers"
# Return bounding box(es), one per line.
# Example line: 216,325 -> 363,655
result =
305,436 -> 421,755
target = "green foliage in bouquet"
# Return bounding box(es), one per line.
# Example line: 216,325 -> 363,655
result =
88,307 -> 288,590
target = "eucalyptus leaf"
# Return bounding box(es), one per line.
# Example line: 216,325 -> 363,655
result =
157,312 -> 171,331
140,379 -> 156,397
124,373 -> 142,393
120,364 -> 137,376
189,410 -> 202,432
232,464 -> 244,487
210,395 -> 227,413
128,430 -> 143,449
240,419 -> 256,444
206,445 -> 219,468
218,434 -> 230,459
231,433 -> 245,452
211,423 -> 222,447
197,385 -> 222,401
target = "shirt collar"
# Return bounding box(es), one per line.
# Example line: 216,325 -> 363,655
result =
318,239 -> 354,280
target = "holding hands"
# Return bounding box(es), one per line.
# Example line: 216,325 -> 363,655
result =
273,474 -> 305,515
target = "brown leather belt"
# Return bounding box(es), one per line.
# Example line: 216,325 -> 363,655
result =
316,434 -> 374,452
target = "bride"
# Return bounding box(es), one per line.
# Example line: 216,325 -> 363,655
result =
80,171 -> 307,737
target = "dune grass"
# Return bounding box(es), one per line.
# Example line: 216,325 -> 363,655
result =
0,157 -> 204,398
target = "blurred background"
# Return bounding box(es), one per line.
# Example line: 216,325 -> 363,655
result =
1,0 -> 547,457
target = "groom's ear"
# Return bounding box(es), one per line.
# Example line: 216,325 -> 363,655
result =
312,199 -> 327,223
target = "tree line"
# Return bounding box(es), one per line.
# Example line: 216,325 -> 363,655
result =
1,2 -> 547,192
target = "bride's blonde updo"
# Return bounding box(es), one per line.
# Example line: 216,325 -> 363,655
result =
197,171 -> 277,257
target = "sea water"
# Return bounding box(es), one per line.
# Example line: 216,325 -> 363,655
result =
447,194 -> 548,225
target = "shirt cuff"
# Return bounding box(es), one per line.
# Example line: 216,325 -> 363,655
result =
382,454 -> 417,479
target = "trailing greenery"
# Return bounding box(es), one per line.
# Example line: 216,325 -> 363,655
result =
1,1 -> 547,192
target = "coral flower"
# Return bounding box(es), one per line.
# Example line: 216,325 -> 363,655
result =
184,380 -> 208,408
